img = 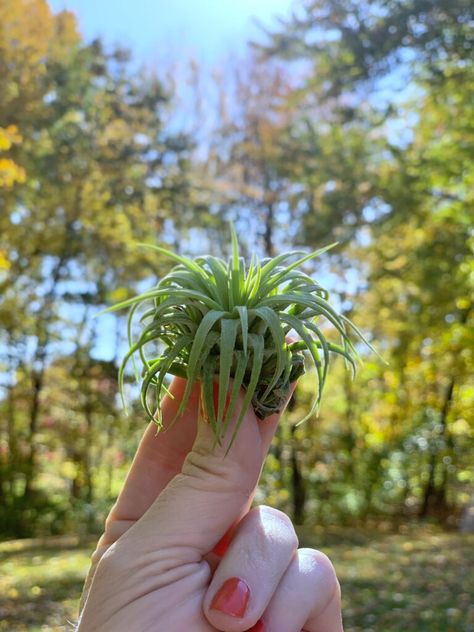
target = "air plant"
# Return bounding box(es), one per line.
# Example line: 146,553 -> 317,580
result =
103,226 -> 375,449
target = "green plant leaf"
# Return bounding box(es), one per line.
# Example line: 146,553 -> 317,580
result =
280,314 -> 323,422
221,349 -> 248,438
177,310 -> 226,418
235,305 -> 248,355
217,318 -> 239,429
250,306 -> 286,399
226,332 -> 264,453
202,354 -> 218,434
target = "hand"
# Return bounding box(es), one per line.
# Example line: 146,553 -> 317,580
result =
78,378 -> 343,631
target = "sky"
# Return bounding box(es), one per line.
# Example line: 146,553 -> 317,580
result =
45,1 -> 297,361
48,0 -> 295,67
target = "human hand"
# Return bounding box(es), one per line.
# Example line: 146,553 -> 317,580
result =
77,378 -> 343,631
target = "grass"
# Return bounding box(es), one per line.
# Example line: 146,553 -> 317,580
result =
0,536 -> 92,632
305,527 -> 474,632
0,529 -> 473,631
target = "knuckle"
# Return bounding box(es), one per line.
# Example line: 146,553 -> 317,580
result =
299,547 -> 341,598
95,541 -> 126,578
182,448 -> 254,493
103,517 -> 135,544
252,505 -> 299,550
90,542 -> 109,567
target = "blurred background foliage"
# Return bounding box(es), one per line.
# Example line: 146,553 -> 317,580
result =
0,0 -> 473,546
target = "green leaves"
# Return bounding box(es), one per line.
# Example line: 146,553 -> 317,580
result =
112,228 -> 371,448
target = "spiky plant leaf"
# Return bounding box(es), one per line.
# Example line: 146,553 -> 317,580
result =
103,227 -> 376,447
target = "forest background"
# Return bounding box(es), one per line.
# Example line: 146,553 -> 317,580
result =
1,0 -> 473,543
2,2 -> 473,629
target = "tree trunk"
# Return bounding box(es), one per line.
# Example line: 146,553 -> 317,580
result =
21,199 -> 83,504
287,396 -> 306,524
434,376 -> 455,517
22,370 -> 44,500
22,230 -> 74,501
263,202 -> 275,258
419,306 -> 469,519
83,399 -> 94,508
420,450 -> 436,518
419,378 -> 455,519
70,450 -> 83,500
5,357 -> 17,499
290,424 -> 306,525
343,369 -> 356,479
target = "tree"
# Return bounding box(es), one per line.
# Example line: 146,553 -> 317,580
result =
0,0 -> 196,533
251,0 -> 474,523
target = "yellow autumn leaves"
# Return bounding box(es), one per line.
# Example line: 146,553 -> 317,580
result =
0,125 -> 25,188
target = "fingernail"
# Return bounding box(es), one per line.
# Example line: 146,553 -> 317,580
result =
248,619 -> 266,631
212,527 -> 233,557
210,577 -> 250,617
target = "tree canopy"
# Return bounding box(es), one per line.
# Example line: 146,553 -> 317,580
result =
0,0 -> 472,536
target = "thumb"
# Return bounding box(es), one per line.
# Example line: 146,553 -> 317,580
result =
127,381 -> 294,562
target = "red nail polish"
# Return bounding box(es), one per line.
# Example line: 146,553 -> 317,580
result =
210,577 -> 250,617
248,619 -> 266,631
212,527 -> 233,557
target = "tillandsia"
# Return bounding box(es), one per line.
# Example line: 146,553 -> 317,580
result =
103,226 -> 376,449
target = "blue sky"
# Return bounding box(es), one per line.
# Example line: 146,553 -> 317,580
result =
48,0 -> 295,66
45,1 -> 297,361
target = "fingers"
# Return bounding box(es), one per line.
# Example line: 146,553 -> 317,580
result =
80,379 -> 295,613
204,507 -> 343,632
79,378 -> 200,613
104,378 -> 201,535
264,549 -> 343,632
123,389 -> 264,557
96,336 -> 298,547
204,506 -> 299,631
118,380 -> 294,564
108,372 -> 296,535
103,376 -> 292,545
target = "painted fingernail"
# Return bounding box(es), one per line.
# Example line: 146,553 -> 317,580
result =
212,528 -> 233,557
248,619 -> 266,631
210,577 -> 250,617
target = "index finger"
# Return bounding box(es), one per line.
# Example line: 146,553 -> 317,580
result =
79,377 -> 295,613
103,370 -> 296,546
104,377 -> 200,538
104,335 -> 298,535
79,377 -> 200,612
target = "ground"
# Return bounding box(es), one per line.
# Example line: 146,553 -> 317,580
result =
1,528 -> 473,631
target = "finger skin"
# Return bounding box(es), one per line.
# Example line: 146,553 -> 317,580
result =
121,378 -> 297,557
101,377 -> 291,545
80,378 -> 296,615
96,336 -> 297,547
105,359 -> 297,540
80,378 -> 200,612
120,388 -> 264,558
105,378 -> 201,532
263,548 -> 343,632
204,506 -> 299,631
